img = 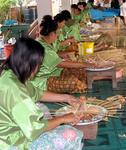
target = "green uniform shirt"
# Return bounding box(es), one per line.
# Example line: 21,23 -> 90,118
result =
62,22 -> 81,41
58,28 -> 65,41
0,70 -> 47,150
32,38 -> 63,90
72,14 -> 83,23
53,29 -> 68,52
81,9 -> 91,24
86,3 -> 93,9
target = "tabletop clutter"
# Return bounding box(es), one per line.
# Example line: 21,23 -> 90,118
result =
68,39 -> 117,90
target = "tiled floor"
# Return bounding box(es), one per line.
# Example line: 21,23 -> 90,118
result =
82,79 -> 126,150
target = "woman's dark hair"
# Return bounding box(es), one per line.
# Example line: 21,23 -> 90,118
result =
42,15 -> 52,23
71,4 -> 81,11
71,4 -> 77,9
111,0 -> 120,9
77,2 -> 82,6
60,10 -> 72,21
0,37 -> 44,84
54,13 -> 65,23
40,15 -> 58,36
88,0 -> 94,3
77,2 -> 87,7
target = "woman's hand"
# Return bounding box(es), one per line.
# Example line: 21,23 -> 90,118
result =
46,112 -> 83,131
62,113 -> 83,125
67,37 -> 75,43
61,37 -> 75,47
63,94 -> 80,108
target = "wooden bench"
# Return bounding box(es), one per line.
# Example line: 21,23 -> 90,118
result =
86,67 -> 117,89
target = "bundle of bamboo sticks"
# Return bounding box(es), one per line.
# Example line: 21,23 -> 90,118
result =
84,95 -> 126,120
50,95 -> 126,121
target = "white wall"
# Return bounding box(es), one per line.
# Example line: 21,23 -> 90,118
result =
61,0 -> 71,11
37,0 -> 52,23
70,0 -> 79,4
60,0 -> 79,11
37,0 -> 79,23
52,0 -> 61,16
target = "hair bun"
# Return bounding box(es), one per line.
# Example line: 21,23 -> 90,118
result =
40,15 -> 58,36
42,15 -> 52,24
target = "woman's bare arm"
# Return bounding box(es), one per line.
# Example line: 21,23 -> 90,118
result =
43,113 -> 82,132
40,91 -> 79,107
57,60 -> 94,68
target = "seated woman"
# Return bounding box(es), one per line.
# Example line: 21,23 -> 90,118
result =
61,10 -> 81,41
71,4 -> 83,23
0,37 -> 84,150
31,17 -> 95,94
53,13 -> 76,53
77,2 -> 91,24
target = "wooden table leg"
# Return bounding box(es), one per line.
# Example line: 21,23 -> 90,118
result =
112,69 -> 117,88
87,73 -> 93,89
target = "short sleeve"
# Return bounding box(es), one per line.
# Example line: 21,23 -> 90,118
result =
26,81 -> 43,102
53,40 -> 61,52
37,48 -> 63,77
12,98 -> 48,141
37,39 -> 63,75
44,49 -> 62,70
68,24 -> 81,41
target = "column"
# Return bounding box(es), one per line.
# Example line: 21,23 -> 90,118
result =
61,0 -> 71,11
36,0 -> 52,23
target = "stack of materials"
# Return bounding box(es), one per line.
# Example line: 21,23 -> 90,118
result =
94,48 -> 126,75
87,95 -> 126,120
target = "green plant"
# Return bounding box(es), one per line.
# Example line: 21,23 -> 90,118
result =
0,0 -> 17,23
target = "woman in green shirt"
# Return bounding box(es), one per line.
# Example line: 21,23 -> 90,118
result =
32,16 -> 94,93
77,2 -> 91,24
61,10 -> 81,41
53,13 -> 75,52
71,4 -> 83,23
0,37 -> 83,150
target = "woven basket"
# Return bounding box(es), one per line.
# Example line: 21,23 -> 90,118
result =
61,68 -> 87,81
47,75 -> 87,94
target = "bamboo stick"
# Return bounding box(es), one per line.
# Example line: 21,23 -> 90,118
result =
105,115 -> 126,119
55,102 -> 69,107
98,100 -> 112,106
109,110 -> 125,112
100,102 -> 116,107
104,104 -> 121,109
105,115 -> 119,118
